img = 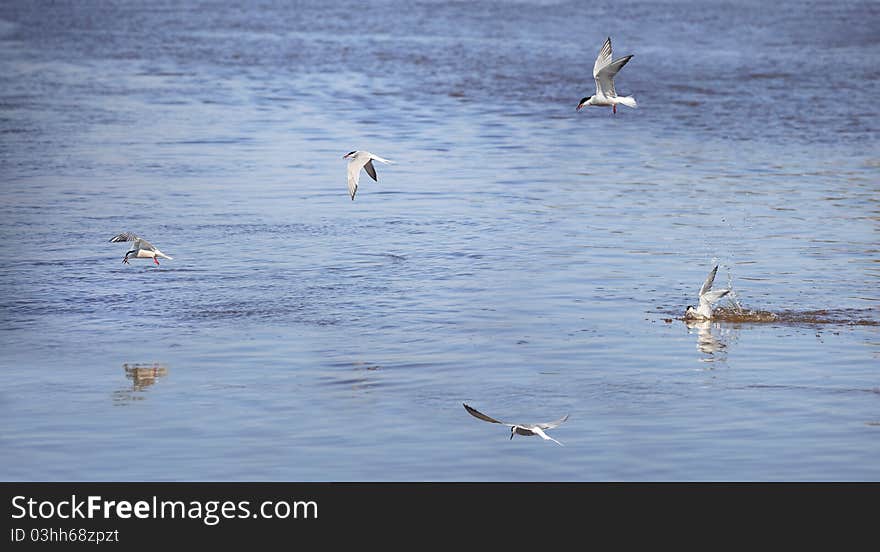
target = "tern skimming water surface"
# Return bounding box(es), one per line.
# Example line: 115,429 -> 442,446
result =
109,232 -> 173,265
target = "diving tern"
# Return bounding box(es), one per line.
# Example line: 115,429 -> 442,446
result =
577,37 -> 637,114
342,150 -> 394,200
109,232 -> 173,265
463,403 -> 569,446
685,264 -> 731,320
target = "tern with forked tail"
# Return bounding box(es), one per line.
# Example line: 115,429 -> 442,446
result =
577,36 -> 637,114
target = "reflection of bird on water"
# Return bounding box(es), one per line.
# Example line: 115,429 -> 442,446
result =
123,362 -> 168,391
685,319 -> 725,356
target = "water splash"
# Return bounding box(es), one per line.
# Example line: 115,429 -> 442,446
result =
722,267 -> 747,314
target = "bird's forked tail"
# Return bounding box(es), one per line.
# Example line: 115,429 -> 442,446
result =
617,96 -> 637,109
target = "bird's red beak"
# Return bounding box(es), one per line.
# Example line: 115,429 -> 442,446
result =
576,103 -> 586,112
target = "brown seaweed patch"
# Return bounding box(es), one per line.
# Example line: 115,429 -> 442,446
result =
689,307 -> 880,326
710,307 -> 780,323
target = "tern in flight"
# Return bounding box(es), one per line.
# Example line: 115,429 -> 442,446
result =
342,150 -> 394,200
576,37 -> 637,114
463,403 -> 569,446
685,264 -> 731,320
109,232 -> 173,265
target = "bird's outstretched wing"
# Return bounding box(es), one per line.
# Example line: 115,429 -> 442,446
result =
110,232 -> 155,251
592,37 -> 633,98
137,238 -> 157,251
463,403 -> 510,426
347,158 -> 365,200
363,159 -> 378,182
595,55 -> 632,97
536,413 -> 569,430
592,37 -> 613,80
109,232 -> 139,243
700,288 -> 730,307
699,265 -> 720,297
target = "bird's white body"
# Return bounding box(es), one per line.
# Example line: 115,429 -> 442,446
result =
577,37 -> 637,113
582,95 -> 638,109
133,249 -> 172,260
342,150 -> 394,200
685,265 -> 730,320
109,232 -> 172,265
463,403 -> 569,446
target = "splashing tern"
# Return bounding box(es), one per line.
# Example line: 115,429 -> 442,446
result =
342,150 -> 394,200
463,403 -> 569,446
577,37 -> 637,114
109,232 -> 173,265
685,264 -> 731,320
